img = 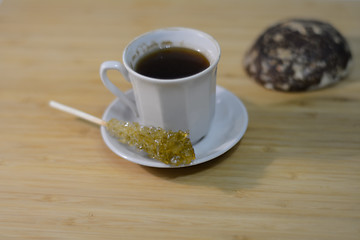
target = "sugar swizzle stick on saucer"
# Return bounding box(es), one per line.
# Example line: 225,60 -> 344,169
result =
49,101 -> 195,166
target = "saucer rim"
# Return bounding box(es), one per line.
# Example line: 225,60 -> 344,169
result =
100,85 -> 248,168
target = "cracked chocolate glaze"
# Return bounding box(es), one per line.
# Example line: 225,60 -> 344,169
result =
244,19 -> 352,92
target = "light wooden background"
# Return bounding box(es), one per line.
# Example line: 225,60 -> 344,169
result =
1,0 -> 359,239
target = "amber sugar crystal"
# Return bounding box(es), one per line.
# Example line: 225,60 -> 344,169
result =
106,119 -> 195,166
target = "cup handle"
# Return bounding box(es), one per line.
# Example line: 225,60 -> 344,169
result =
100,61 -> 138,117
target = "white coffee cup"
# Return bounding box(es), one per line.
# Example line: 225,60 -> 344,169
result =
100,27 -> 220,143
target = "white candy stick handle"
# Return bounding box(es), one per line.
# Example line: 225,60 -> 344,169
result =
49,101 -> 106,126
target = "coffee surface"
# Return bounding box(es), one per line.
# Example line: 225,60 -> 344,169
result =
135,47 -> 210,79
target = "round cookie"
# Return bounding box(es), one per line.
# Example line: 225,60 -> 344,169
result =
243,19 -> 352,92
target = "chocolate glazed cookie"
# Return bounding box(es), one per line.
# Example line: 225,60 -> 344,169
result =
244,19 -> 352,92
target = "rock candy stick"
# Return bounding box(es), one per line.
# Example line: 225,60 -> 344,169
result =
49,101 -> 195,166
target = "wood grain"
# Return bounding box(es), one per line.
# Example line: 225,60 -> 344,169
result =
1,0 -> 359,239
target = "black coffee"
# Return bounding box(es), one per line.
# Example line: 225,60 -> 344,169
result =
134,47 -> 210,79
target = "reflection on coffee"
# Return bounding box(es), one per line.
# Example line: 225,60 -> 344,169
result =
135,47 -> 210,79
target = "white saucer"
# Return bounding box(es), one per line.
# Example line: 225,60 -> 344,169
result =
101,86 -> 248,168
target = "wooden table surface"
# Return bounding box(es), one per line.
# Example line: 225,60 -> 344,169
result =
1,0 -> 359,239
